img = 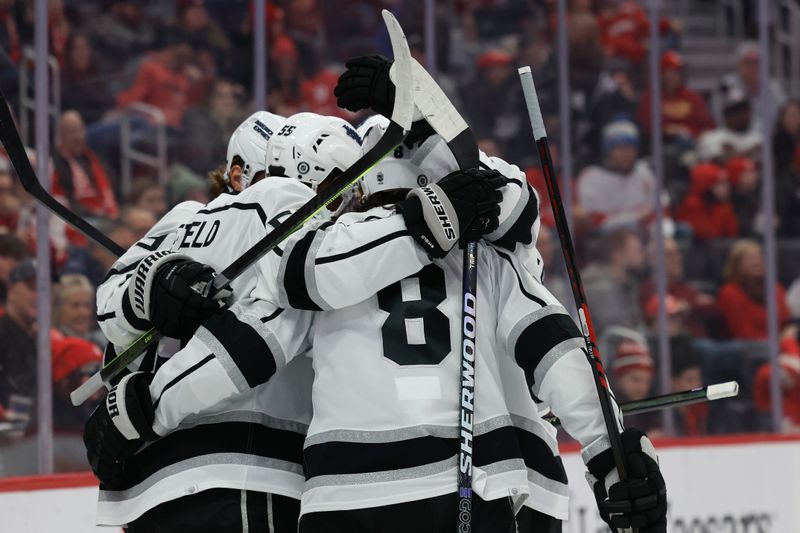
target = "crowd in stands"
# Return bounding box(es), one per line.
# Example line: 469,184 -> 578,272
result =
0,0 -> 799,474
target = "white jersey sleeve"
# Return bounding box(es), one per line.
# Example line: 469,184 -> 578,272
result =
148,298 -> 313,435
271,205 -> 432,310
96,201 -> 204,347
493,250 -> 622,463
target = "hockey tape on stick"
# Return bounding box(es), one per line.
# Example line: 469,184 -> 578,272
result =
71,9 -> 415,406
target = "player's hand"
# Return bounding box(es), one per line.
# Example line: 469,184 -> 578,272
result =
399,168 -> 506,258
586,428 -> 667,533
127,251 -> 231,341
334,55 -> 395,116
84,372 -> 158,489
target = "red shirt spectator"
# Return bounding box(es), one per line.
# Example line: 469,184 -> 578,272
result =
674,163 -> 738,240
301,68 -> 353,120
717,239 -> 790,340
754,333 -> 800,429
598,1 -> 674,64
116,39 -> 194,128
637,51 -> 715,139
52,111 -> 118,221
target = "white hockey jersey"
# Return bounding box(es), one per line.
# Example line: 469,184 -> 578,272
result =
95,164 -> 537,524
147,207 -> 621,520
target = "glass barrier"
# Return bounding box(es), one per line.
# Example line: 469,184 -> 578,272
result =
0,0 -> 794,479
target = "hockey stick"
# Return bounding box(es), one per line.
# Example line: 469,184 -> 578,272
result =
70,9 -> 415,406
545,381 -> 740,426
0,92 -> 125,256
406,59 -> 480,531
517,66 -> 631,514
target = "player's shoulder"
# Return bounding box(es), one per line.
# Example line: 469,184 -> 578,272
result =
147,201 -> 204,236
237,177 -> 314,204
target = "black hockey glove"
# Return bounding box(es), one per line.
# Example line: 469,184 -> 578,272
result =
335,54 -> 395,116
84,372 -> 158,489
398,168 -> 506,258
586,428 -> 667,533
126,251 -> 231,341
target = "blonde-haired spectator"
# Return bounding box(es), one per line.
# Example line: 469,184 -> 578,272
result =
53,274 -> 97,342
716,239 -> 790,340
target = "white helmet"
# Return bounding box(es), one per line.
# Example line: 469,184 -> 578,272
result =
267,112 -> 363,191
225,111 -> 285,189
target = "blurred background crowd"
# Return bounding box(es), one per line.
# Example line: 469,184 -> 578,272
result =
1,0 -> 799,475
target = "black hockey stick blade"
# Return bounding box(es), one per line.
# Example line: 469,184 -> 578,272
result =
71,9 -> 415,406
545,381 -> 740,426
0,92 -> 125,256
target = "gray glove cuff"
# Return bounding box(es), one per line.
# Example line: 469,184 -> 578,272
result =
406,183 -> 460,253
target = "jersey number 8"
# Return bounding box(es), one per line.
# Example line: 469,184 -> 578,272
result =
377,264 -> 451,366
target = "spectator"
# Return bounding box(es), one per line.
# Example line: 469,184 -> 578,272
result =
697,89 -> 763,162
46,0 -> 69,66
772,100 -> 800,176
0,233 -> 28,308
673,162 -> 739,241
126,180 -> 167,219
0,159 -> 22,233
52,110 -> 119,220
535,225 -> 570,307
585,60 -> 638,163
644,294 -> 691,338
267,34 -> 303,117
717,239 -> 790,340
167,165 -> 209,206
639,237 -> 716,337
719,41 -> 787,131
597,0 -> 681,65
788,276 -> 800,319
610,336 -> 655,403
0,0 -> 20,67
180,78 -> 246,174
89,0 -> 155,71
302,66 -> 353,120
50,329 -> 102,471
114,31 -> 195,129
582,229 -> 647,335
577,120 -> 655,232
0,258 -> 38,475
62,219 -> 136,286
462,49 -> 525,161
753,327 -> 800,432
725,156 -> 761,237
178,0 -> 231,57
637,51 -> 715,143
671,350 -> 707,436
61,33 -> 114,125
52,273 -> 95,340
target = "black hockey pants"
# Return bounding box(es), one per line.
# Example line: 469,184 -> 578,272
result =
125,488 -> 300,533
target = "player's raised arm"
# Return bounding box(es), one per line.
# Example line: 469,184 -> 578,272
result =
493,251 -> 667,533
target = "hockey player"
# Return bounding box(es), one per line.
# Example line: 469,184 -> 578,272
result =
86,111 -> 507,532
87,119 -> 666,532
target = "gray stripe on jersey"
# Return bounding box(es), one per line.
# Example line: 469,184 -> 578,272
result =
527,467 -> 570,496
195,326 -> 251,393
303,456 -> 455,490
169,409 -> 308,436
508,414 -> 559,456
98,453 -> 304,503
531,337 -> 586,397
479,458 -> 527,478
581,434 -> 612,464
506,305 -> 568,355
303,229 -> 331,311
235,308 -> 289,367
303,415 -> 512,448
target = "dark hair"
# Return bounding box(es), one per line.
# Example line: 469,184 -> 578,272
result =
0,234 -> 29,260
671,349 -> 700,378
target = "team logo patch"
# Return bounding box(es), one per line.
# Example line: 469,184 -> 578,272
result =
297,161 -> 310,175
376,171 -> 384,184
417,174 -> 428,186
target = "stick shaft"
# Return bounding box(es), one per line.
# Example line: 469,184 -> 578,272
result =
518,67 -> 627,480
